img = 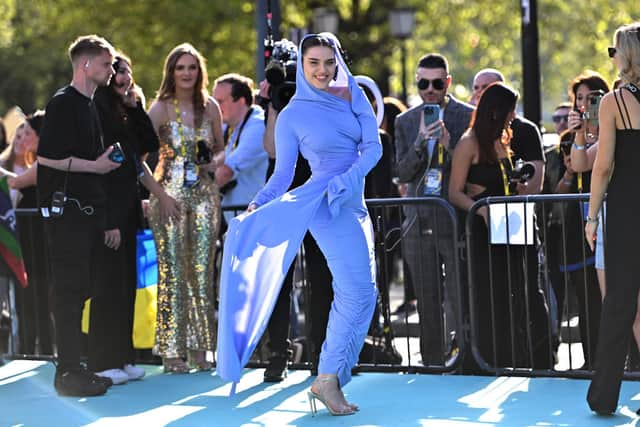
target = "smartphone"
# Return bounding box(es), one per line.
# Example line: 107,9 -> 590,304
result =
423,103 -> 441,138
585,90 -> 604,128
108,142 -> 125,163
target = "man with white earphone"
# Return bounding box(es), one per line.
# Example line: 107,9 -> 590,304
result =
36,34 -> 121,397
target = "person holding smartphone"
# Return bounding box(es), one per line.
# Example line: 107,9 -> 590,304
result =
394,53 -> 473,367
555,72 -> 611,370
36,35 -> 121,397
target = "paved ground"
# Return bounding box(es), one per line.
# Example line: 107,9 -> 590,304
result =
2,360 -> 639,426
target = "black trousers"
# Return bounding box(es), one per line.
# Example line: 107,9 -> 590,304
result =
404,215 -> 459,365
266,232 -> 333,361
587,222 -> 640,412
44,206 -> 104,372
87,220 -> 137,372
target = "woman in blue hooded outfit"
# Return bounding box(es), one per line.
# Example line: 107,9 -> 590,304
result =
216,33 -> 381,416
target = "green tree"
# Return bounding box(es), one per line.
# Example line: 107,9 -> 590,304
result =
1,0 -> 640,131
0,0 -> 15,48
0,0 -> 259,113
281,0 -> 640,128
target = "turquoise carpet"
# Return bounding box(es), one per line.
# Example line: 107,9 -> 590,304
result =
1,360 -> 639,426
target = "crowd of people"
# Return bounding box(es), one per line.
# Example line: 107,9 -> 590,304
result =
0,21 -> 639,416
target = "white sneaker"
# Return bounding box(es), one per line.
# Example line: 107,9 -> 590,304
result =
95,368 -> 129,385
123,364 -> 145,381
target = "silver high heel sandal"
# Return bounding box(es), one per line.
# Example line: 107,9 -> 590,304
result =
307,375 -> 356,416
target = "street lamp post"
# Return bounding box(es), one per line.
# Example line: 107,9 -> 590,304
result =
311,7 -> 339,34
390,8 -> 416,104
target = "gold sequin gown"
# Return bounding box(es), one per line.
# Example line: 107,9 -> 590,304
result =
148,120 -> 220,359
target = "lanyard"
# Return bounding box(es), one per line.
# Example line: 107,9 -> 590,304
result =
173,98 -> 200,158
437,143 -> 444,165
499,155 -> 514,196
577,172 -> 583,193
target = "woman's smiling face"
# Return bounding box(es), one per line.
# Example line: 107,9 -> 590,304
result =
302,46 -> 335,91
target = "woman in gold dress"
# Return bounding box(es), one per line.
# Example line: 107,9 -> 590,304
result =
147,43 -> 224,373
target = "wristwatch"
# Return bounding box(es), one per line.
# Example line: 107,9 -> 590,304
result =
585,215 -> 599,224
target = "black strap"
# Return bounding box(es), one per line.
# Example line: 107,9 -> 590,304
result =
62,158 -> 72,194
620,83 -> 640,129
626,83 -> 640,103
89,99 -> 105,151
613,89 -> 632,130
230,107 -> 254,150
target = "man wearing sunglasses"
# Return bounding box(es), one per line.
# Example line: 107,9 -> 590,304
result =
552,102 -> 572,135
394,53 -> 473,367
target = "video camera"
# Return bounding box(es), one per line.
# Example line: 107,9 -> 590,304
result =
265,39 -> 297,112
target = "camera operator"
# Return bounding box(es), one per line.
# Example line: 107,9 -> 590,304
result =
212,74 -> 268,224
257,41 -> 333,381
36,35 -> 121,397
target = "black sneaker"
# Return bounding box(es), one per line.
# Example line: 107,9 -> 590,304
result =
81,369 -> 113,388
264,354 -> 288,382
54,369 -> 109,397
392,301 -> 417,316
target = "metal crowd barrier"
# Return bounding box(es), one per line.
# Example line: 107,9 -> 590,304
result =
466,193 -> 639,380
224,198 -> 465,374
4,197 -> 638,382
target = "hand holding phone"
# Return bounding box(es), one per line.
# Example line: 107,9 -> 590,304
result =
423,104 -> 441,138
108,142 -> 125,164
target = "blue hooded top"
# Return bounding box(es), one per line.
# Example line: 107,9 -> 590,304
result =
216,33 -> 381,393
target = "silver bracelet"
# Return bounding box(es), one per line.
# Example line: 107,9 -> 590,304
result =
572,142 -> 586,151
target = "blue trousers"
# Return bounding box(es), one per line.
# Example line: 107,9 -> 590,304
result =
309,199 -> 377,387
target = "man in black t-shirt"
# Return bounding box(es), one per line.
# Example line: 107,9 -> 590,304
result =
470,69 -> 546,194
36,35 -> 120,397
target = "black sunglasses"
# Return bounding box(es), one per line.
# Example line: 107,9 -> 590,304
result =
552,114 -> 568,123
417,78 -> 446,91
608,47 -> 617,58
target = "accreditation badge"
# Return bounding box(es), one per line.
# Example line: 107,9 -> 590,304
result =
423,168 -> 442,196
183,160 -> 199,188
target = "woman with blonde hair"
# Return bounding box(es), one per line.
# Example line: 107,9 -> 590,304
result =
147,43 -> 225,373
586,23 -> 640,415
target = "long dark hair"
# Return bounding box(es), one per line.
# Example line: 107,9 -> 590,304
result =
470,82 -> 518,164
103,53 -> 132,119
569,71 -> 610,110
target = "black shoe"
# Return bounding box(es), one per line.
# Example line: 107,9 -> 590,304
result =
82,369 -> 113,388
264,354 -> 288,382
54,369 -> 109,397
392,301 -> 417,316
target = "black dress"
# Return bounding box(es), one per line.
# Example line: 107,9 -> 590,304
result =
87,87 -> 159,372
467,159 -> 552,370
587,87 -> 640,413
